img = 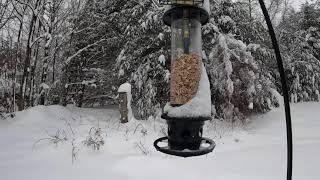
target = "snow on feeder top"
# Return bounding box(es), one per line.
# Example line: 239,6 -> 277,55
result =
154,0 -> 215,157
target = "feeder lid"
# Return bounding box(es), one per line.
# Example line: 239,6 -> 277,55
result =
160,0 -> 205,6
162,0 -> 210,26
163,6 -> 209,26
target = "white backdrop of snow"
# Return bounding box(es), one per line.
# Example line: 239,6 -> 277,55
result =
1,102 -> 320,180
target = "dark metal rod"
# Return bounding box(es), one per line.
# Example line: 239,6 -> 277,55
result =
183,9 -> 190,54
258,0 -> 293,180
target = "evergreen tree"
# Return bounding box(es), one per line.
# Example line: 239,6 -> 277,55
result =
204,0 -> 279,121
114,1 -> 170,119
278,1 -> 320,102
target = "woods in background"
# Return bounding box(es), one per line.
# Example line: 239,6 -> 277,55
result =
0,0 -> 319,121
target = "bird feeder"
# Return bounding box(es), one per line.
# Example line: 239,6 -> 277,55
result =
154,0 -> 215,157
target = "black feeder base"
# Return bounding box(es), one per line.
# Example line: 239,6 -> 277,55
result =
154,115 -> 215,157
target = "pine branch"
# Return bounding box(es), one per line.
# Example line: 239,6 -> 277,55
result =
64,38 -> 111,65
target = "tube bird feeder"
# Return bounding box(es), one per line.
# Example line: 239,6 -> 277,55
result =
154,0 -> 215,157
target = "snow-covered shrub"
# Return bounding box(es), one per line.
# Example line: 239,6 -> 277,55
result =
82,127 -> 104,151
207,33 -> 278,121
287,54 -> 320,102
113,3 -> 170,119
0,75 -> 13,114
276,1 -> 320,103
201,0 -> 280,121
46,81 -> 63,105
134,141 -> 150,155
33,129 -> 68,148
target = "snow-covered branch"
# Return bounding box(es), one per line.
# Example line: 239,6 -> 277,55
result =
64,37 -> 114,65
30,33 -> 46,47
12,0 -> 37,16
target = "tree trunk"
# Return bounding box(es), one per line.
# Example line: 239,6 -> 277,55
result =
52,39 -> 58,84
30,33 -> 40,106
19,5 -> 39,110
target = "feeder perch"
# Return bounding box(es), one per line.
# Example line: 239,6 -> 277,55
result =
154,0 -> 215,157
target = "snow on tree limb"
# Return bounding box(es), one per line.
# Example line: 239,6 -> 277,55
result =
30,33 -> 47,48
64,38 -> 111,65
12,0 -> 37,16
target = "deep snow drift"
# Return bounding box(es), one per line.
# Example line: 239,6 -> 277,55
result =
0,103 -> 319,180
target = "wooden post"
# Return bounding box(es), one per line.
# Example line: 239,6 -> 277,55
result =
118,92 -> 128,123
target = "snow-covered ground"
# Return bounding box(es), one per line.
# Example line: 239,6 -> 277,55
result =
0,103 -> 319,180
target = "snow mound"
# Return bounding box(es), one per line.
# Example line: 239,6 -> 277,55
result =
1,103 -> 320,180
118,83 -> 131,93
270,88 -> 283,107
13,105 -> 74,123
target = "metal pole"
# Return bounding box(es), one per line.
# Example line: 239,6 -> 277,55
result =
258,0 -> 293,179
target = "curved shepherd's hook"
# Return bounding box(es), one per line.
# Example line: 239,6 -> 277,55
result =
258,0 -> 293,180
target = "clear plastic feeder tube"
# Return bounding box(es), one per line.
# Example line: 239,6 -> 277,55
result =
170,9 -> 202,106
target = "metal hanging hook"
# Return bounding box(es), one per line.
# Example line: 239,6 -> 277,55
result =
258,1 -> 293,179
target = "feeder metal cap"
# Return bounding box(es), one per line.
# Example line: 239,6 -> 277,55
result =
163,5 -> 209,26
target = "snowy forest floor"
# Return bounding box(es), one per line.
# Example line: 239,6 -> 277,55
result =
0,103 -> 319,180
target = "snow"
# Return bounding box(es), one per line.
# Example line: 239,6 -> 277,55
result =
164,61 -> 211,118
118,83 -> 134,121
227,35 -> 247,50
45,33 -> 52,48
247,84 -> 255,95
116,49 -> 126,64
39,83 -> 50,89
226,78 -> 234,95
225,58 -> 233,75
65,38 -> 110,65
202,50 -> 208,60
81,79 -> 95,86
248,102 -> 254,109
141,22 -> 146,29
314,42 -> 320,49
271,88 -> 284,107
1,102 -> 320,179
247,43 -> 261,51
203,0 -> 211,15
164,70 -> 170,83
118,82 -> 131,93
157,33 -> 164,41
291,93 -> 298,103
266,98 -> 272,108
0,76 -> 12,94
118,69 -> 124,77
158,54 -> 166,65
219,15 -> 233,24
